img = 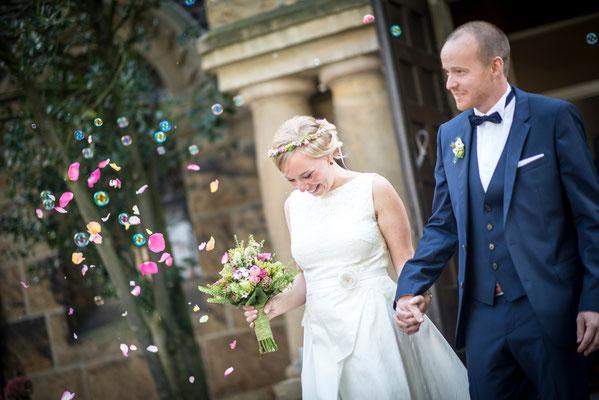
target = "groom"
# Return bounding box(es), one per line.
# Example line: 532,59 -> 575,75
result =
394,21 -> 599,399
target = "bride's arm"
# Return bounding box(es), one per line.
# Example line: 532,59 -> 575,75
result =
243,197 -> 307,327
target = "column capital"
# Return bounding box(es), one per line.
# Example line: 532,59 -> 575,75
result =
319,55 -> 381,89
239,76 -> 315,106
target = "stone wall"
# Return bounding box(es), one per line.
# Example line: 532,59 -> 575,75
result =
204,0 -> 300,29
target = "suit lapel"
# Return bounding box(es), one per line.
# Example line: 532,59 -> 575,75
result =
503,87 -> 531,224
455,113 -> 474,241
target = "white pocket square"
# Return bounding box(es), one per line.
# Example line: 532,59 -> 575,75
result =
517,153 -> 544,168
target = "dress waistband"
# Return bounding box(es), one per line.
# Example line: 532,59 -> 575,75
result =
306,268 -> 389,294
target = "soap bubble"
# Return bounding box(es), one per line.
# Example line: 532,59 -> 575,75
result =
82,147 -> 94,159
40,190 -> 53,200
94,296 -> 105,306
74,232 -> 89,247
93,191 -> 109,207
32,123 -> 37,128
587,33 -> 597,45
154,131 -> 166,143
159,120 -> 171,132
43,199 -> 55,210
156,146 -> 166,155
133,233 -> 146,246
117,117 -> 129,128
211,104 -> 223,115
390,25 -> 402,37
188,144 -> 199,155
185,0 -> 195,4
94,118 -> 103,127
118,213 -> 129,225
74,130 -> 84,140
233,95 -> 244,107
121,135 -> 132,146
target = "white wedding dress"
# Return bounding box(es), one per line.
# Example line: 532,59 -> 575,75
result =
288,173 -> 469,400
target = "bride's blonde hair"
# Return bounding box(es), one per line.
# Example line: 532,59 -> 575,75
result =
270,116 -> 344,171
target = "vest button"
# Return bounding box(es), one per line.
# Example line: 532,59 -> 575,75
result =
489,243 -> 495,251
486,223 -> 493,231
492,263 -> 498,270
484,204 -> 492,212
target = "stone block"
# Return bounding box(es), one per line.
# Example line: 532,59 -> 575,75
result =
229,204 -> 269,250
1,317 -> 53,374
0,265 -> 26,319
200,325 -> 290,398
26,265 -> 62,314
205,0 -> 295,29
85,355 -> 157,400
29,367 -> 85,400
49,313 -> 133,367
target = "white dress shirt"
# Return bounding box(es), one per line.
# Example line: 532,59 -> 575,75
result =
473,85 -> 515,192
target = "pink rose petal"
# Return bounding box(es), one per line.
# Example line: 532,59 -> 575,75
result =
36,209 -> 43,218
109,179 -> 122,189
165,256 -> 173,267
98,158 -> 110,168
88,135 -> 93,143
89,233 -> 103,244
59,192 -> 74,208
198,242 -> 206,251
146,345 -> 158,353
128,216 -> 140,225
136,184 -> 148,194
73,333 -> 78,340
68,162 -> 80,181
362,14 -> 375,24
187,164 -> 200,171
189,376 -> 195,383
20,281 -> 29,288
140,261 -> 158,275
120,343 -> 129,357
221,252 -> 229,264
68,307 -> 74,315
130,281 -> 135,286
88,168 -> 101,188
158,252 -> 171,263
131,286 -> 141,296
224,367 -> 234,376
54,207 -> 67,213
148,233 -> 165,253
101,213 -> 111,222
61,391 -> 75,400
229,340 -> 237,349
129,345 -> 137,351
81,265 -> 88,276
132,205 -> 140,215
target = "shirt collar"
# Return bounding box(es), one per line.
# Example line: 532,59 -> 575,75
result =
473,85 -> 512,118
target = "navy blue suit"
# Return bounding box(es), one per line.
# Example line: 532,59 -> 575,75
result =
395,86 -> 599,398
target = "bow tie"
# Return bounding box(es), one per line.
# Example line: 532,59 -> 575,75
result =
469,89 -> 515,127
469,112 -> 502,127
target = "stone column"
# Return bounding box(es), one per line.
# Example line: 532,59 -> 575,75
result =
239,76 -> 315,376
320,56 -> 410,257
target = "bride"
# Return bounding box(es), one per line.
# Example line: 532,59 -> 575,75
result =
244,116 -> 469,399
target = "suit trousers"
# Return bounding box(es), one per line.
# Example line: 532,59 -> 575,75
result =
464,294 -> 589,400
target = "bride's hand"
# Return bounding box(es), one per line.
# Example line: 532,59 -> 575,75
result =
243,298 -> 276,329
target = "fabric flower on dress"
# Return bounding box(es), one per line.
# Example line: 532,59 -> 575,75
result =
338,270 -> 358,289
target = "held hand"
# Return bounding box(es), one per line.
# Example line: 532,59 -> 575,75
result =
576,311 -> 599,356
243,298 -> 276,329
394,295 -> 428,335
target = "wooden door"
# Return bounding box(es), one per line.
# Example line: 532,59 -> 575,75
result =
371,0 -> 461,349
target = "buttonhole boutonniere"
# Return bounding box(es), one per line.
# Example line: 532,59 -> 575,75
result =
451,137 -> 465,164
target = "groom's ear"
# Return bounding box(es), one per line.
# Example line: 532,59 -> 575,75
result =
490,56 -> 504,77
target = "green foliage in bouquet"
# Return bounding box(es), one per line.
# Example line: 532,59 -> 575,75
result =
198,235 -> 296,353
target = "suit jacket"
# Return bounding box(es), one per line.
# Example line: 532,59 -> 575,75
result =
395,86 -> 599,349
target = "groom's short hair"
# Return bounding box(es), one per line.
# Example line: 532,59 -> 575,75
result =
445,21 -> 511,77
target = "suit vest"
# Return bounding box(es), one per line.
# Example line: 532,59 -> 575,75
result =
466,128 -> 526,305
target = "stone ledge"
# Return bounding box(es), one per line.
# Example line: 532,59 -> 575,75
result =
198,0 -> 370,53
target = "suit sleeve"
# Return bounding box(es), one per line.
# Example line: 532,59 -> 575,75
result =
555,103 -> 599,313
395,126 -> 459,302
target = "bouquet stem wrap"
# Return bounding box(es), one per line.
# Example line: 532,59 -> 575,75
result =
250,288 -> 278,353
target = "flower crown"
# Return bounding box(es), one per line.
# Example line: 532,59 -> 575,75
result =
268,119 -> 328,159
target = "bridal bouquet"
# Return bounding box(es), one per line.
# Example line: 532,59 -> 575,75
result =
198,235 -> 296,353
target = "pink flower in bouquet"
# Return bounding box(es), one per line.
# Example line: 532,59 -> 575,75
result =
257,253 -> 271,261
249,265 -> 261,277
249,275 -> 261,285
261,276 -> 271,286
259,269 -> 268,279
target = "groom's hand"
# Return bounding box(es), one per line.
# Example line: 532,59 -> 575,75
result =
394,295 -> 425,335
576,310 -> 599,356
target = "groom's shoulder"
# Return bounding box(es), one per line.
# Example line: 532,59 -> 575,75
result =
516,87 -> 572,114
439,110 -> 469,133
